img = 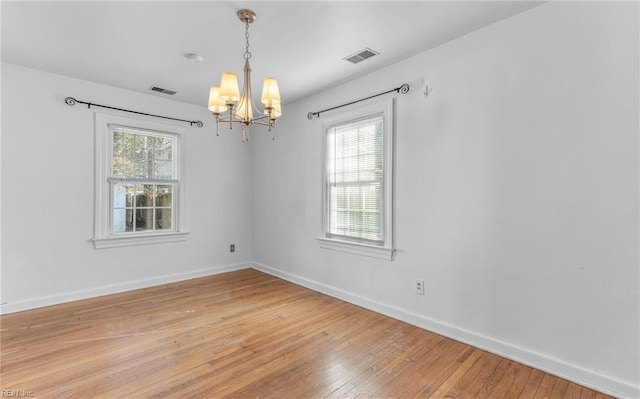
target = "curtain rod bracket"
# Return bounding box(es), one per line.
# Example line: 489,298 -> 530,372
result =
65,96 -> 203,128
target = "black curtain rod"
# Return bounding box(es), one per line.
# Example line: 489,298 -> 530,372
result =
65,97 -> 204,127
307,83 -> 410,120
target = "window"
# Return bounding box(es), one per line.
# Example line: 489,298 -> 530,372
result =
111,128 -> 176,233
93,113 -> 189,249
327,115 -> 383,242
318,99 -> 394,260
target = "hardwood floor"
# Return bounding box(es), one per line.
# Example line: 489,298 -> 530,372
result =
1,269 -> 612,398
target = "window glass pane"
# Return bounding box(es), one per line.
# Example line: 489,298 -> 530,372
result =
113,208 -> 127,233
329,183 -> 381,241
112,128 -> 176,180
155,160 -> 173,179
112,131 -> 135,177
136,184 -> 154,208
134,134 -> 149,156
133,161 -> 145,179
111,182 -> 177,233
125,185 -> 135,207
135,208 -> 153,231
156,185 -> 172,207
134,134 -> 152,178
126,209 -> 134,232
156,208 -> 172,230
112,130 -> 124,177
112,182 -> 137,234
155,137 -> 173,160
113,183 -> 132,208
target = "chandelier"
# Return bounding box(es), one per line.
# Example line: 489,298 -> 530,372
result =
208,9 -> 281,142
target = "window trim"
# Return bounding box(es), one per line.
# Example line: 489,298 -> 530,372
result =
318,99 -> 395,260
93,113 -> 189,249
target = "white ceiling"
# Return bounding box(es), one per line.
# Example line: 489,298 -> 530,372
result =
1,1 -> 543,107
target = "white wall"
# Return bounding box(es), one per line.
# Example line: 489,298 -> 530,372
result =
1,63 -> 253,312
251,2 -> 639,398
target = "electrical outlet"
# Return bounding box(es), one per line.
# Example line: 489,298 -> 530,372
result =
415,279 -> 424,295
230,244 -> 235,253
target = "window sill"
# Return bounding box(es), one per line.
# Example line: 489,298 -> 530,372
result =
317,237 -> 394,260
93,231 -> 190,249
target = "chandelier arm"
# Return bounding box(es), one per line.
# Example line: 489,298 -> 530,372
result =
250,120 -> 272,127
222,104 -> 274,121
250,115 -> 272,122
223,112 -> 269,123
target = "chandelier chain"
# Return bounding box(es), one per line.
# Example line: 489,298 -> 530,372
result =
244,21 -> 252,60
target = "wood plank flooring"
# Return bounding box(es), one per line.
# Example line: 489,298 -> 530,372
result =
0,269 -> 612,398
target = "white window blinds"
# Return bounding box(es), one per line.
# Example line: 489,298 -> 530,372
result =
326,114 -> 384,244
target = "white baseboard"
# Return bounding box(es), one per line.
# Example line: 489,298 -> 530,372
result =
251,262 -> 638,399
0,263 -> 250,315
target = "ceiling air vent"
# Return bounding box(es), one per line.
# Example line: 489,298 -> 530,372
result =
344,48 -> 379,64
149,86 -> 177,96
